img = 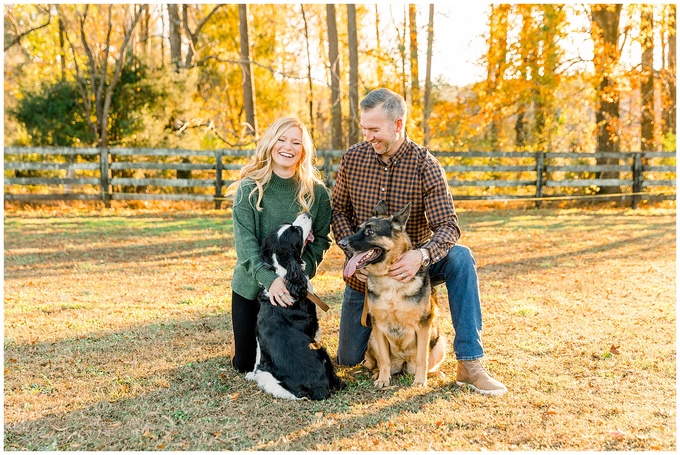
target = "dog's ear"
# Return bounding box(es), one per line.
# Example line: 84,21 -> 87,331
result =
259,233 -> 276,269
374,200 -> 388,217
284,254 -> 308,299
391,203 -> 411,231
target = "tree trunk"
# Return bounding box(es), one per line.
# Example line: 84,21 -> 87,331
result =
301,5 -> 315,140
534,5 -> 564,153
58,16 -> 66,81
591,4 -> 623,194
375,5 -> 383,85
515,5 -> 534,149
326,4 -> 343,150
399,6 -> 408,100
409,4 -> 420,112
347,4 -> 360,146
486,5 -> 510,151
423,4 -> 434,148
239,4 -> 257,140
641,5 -> 654,151
167,4 -> 182,71
666,5 -> 676,136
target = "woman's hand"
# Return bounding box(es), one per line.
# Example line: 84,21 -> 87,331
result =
268,277 -> 291,307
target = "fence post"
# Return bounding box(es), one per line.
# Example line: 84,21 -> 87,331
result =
632,152 -> 642,209
215,150 -> 224,210
535,151 -> 545,209
100,147 -> 111,208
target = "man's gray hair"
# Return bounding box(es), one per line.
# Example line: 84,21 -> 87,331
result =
360,88 -> 407,122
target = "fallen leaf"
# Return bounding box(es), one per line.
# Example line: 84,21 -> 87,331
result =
610,344 -> 620,355
610,429 -> 626,441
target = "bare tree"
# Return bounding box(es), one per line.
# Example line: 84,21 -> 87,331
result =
58,4 -> 147,148
327,4 -> 343,150
374,5 -> 383,85
301,5 -> 316,140
181,5 -> 224,68
239,4 -> 257,140
347,4 -> 360,146
423,4 -> 434,147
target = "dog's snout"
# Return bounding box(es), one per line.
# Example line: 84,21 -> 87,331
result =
338,237 -> 349,247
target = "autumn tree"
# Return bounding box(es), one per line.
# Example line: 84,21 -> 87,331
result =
664,5 -> 676,138
641,5 -> 655,151
168,4 -> 182,70
409,4 -> 420,112
327,4 -> 343,150
423,4 -> 434,148
590,4 -> 623,193
57,4 -> 146,148
4,4 -> 52,51
485,4 -> 510,150
347,4 -> 360,146
239,4 -> 257,139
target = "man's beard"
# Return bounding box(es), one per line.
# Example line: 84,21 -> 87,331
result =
373,133 -> 398,157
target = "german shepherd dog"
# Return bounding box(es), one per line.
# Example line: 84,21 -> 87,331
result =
339,201 -> 446,388
246,212 -> 344,400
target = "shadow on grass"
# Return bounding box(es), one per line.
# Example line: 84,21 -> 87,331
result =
4,292 -> 463,451
474,218 -> 675,274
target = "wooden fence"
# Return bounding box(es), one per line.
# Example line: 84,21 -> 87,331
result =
4,147 -> 676,208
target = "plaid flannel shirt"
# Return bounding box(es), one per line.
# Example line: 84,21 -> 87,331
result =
331,135 -> 461,293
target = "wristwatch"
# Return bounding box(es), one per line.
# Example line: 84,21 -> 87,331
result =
419,248 -> 431,267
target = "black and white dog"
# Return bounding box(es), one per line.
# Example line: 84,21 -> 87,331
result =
246,212 -> 344,400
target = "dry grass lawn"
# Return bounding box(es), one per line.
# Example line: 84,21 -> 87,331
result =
3,203 -> 676,450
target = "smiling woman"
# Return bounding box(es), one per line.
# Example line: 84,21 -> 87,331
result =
271,126 -> 304,178
225,117 -> 333,374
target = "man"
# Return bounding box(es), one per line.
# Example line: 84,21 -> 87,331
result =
331,88 -> 507,395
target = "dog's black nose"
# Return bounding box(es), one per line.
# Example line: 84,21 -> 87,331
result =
338,237 -> 349,247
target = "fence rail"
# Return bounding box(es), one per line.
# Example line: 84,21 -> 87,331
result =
4,147 -> 676,208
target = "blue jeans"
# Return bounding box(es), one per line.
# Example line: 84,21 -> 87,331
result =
337,244 -> 484,365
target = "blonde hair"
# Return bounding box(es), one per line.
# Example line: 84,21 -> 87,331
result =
226,117 -> 322,212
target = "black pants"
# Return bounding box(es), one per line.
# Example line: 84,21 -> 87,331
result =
231,291 -> 261,373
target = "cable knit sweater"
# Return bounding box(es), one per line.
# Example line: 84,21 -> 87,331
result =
231,173 -> 332,300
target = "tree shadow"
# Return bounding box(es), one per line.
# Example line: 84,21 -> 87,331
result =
3,295 -> 464,451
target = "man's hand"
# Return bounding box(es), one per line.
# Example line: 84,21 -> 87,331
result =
354,268 -> 368,283
388,249 -> 422,282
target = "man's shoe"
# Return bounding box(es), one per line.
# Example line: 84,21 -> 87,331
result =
456,360 -> 507,396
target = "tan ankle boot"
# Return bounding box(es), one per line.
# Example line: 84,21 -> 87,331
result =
456,360 -> 507,395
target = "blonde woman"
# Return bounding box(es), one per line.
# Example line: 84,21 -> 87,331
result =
227,117 -> 332,373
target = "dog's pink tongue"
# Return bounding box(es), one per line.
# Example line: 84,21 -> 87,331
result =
306,231 -> 314,244
343,251 -> 369,278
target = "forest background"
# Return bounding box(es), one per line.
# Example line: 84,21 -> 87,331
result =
3,3 -> 677,164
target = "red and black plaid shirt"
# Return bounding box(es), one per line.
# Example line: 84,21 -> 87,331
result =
331,135 -> 461,292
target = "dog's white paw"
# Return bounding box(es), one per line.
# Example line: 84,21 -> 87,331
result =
412,379 -> 428,388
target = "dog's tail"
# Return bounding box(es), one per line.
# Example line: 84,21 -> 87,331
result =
428,328 -> 447,372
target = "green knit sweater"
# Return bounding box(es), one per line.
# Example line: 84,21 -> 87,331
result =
231,173 -> 332,300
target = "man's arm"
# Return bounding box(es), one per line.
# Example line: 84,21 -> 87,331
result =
330,154 -> 356,246
420,156 -> 460,264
